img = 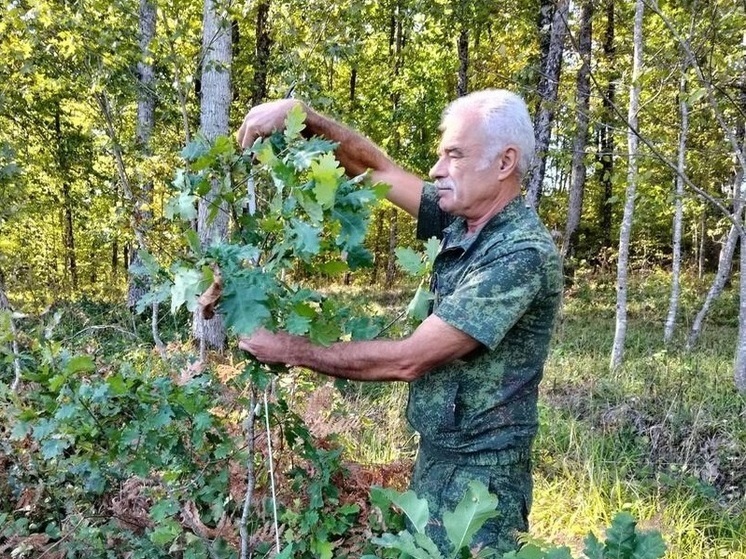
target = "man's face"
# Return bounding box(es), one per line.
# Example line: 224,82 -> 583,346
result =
428,110 -> 502,219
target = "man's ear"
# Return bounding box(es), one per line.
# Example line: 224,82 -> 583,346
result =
497,147 -> 519,178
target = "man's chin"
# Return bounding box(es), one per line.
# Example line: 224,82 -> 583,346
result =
436,197 -> 454,213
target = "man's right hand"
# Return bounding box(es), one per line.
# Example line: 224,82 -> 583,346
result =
236,99 -> 305,149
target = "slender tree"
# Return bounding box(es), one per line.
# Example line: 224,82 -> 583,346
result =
561,0 -> 593,263
596,0 -> 616,250
193,0 -> 233,351
664,69 -> 688,345
250,0 -> 272,107
610,0 -> 644,370
526,0 -> 570,209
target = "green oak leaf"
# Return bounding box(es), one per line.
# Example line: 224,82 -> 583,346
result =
284,103 -> 307,140
442,480 -> 499,553
288,218 -> 321,259
332,206 -> 367,248
311,152 -> 344,208
406,284 -> 433,322
220,274 -> 271,334
165,190 -> 197,221
171,267 -> 204,313
396,247 -> 425,276
425,236 -> 441,264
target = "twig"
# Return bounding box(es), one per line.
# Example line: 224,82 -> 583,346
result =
36,515 -> 88,559
264,386 -> 281,554
240,388 -> 257,559
72,325 -> 139,339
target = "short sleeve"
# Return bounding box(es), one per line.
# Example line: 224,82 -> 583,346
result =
417,183 -> 455,240
434,248 -> 545,350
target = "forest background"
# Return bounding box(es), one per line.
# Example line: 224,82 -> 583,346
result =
1,0 -> 745,558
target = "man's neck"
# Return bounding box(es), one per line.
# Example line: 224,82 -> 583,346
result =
465,191 -> 521,235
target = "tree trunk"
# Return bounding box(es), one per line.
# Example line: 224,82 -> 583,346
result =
697,208 -> 706,279
610,0 -> 644,371
128,0 -> 157,312
688,63 -> 746,350
525,0 -> 570,209
385,207 -> 399,287
561,0 -> 592,263
736,224 -> 746,393
55,108 -> 77,293
664,71 -> 689,345
456,28 -> 468,97
597,0 -> 616,250
250,0 -> 272,107
0,272 -> 22,392
193,0 -> 232,351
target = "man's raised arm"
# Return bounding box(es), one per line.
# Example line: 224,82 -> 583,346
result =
236,100 -> 424,217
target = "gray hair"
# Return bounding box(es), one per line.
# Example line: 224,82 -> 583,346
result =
442,89 -> 535,178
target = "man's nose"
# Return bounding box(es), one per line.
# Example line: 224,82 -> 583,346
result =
429,157 -> 447,180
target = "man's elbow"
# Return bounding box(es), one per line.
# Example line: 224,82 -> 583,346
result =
396,359 -> 428,383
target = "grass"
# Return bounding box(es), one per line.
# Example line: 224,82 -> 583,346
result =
331,269 -> 746,559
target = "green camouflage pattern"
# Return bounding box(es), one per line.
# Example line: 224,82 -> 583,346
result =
411,447 -> 532,554
407,183 -> 562,553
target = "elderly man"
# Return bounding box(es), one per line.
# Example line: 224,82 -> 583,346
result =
234,89 -> 562,553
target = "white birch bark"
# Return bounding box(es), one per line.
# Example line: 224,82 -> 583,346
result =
736,213 -> 746,393
686,199 -> 741,351
526,0 -> 570,209
192,0 -> 232,350
610,0 -> 644,371
664,72 -> 688,345
561,0 -> 592,261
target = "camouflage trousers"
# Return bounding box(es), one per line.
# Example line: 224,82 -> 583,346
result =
409,444 -> 533,555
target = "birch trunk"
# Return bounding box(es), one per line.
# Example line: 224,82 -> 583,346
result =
737,214 -> 746,392
664,71 -> 688,345
192,0 -> 232,350
688,64 -> 746,351
733,201 -> 746,395
733,45 -> 746,393
561,0 -> 592,262
610,0 -> 644,371
525,0 -> 570,209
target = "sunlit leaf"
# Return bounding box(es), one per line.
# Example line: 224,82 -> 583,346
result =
284,103 -> 307,140
443,480 -> 499,552
311,152 -> 344,208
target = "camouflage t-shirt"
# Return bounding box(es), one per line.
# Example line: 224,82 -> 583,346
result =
407,183 -> 562,461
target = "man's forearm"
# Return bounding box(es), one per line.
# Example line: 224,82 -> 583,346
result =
241,316 -> 481,383
304,108 -> 394,178
281,336 -> 421,382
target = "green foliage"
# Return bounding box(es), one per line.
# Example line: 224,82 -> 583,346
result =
1,320 -> 240,556
367,480 -> 500,559
367,482 -> 665,559
502,513 -> 665,559
163,109 -> 385,338
395,236 -> 440,322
